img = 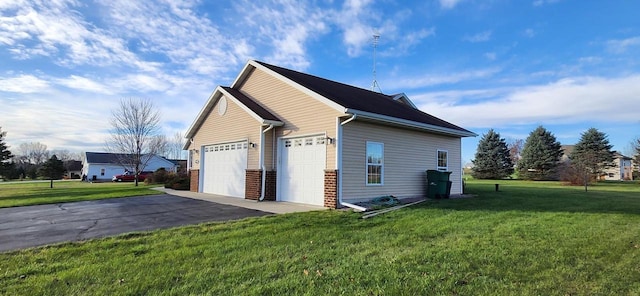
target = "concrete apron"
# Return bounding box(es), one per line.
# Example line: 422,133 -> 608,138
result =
153,187 -> 327,214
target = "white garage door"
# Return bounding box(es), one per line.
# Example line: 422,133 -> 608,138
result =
279,135 -> 326,206
202,141 -> 248,198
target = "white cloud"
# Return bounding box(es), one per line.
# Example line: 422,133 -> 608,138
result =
333,0 -> 377,57
232,0 -> 329,70
388,68 -> 502,89
413,75 -> 640,128
533,0 -> 561,6
439,0 -> 463,10
464,31 -> 492,43
0,0 -> 158,71
0,74 -> 50,93
56,75 -> 112,94
2,93 -> 113,151
523,28 -> 536,38
606,36 -> 640,54
484,52 -> 497,60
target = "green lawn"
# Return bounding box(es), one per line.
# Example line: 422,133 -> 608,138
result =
0,181 -> 160,208
1,180 -> 639,295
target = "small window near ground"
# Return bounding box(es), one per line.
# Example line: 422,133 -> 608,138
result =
366,142 -> 384,185
437,150 -> 448,171
608,173 -> 614,178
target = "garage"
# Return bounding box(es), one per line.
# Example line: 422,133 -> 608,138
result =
278,135 -> 326,206
202,141 -> 248,198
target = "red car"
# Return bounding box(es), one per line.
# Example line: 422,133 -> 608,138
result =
112,171 -> 152,182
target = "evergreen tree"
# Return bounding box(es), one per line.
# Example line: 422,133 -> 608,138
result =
571,128 -> 614,191
0,127 -> 15,179
517,126 -> 564,180
472,129 -> 513,179
39,155 -> 65,188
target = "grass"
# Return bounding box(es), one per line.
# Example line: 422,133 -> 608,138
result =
0,181 -> 160,208
1,180 -> 639,295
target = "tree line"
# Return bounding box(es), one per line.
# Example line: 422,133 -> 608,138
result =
471,126 -> 639,190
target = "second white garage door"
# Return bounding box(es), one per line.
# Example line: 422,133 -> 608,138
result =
279,135 -> 326,206
202,141 -> 248,198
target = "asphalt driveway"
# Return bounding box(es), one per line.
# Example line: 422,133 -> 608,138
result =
0,194 -> 270,252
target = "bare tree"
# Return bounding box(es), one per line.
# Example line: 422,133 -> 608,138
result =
18,142 -> 49,165
50,149 -> 73,161
150,135 -> 169,158
166,131 -> 186,159
507,138 -> 524,168
105,98 -> 162,186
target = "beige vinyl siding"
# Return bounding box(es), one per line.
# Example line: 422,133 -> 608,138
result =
263,127 -> 276,170
188,97 -> 261,170
342,121 -> 462,201
238,67 -> 342,169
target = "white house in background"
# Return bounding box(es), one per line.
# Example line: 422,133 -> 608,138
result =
603,152 -> 634,181
82,152 -> 178,181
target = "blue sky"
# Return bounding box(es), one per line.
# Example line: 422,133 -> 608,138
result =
1,0 -> 639,164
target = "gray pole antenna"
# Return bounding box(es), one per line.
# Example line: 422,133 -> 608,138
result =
371,32 -> 382,93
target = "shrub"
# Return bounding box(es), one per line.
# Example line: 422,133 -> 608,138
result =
164,173 -> 190,190
144,168 -> 172,185
559,162 -> 596,186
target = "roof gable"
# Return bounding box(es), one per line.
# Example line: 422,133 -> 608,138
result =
183,85 -> 283,143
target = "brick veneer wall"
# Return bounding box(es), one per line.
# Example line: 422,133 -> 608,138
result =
324,170 -> 338,208
189,169 -> 199,192
245,170 -> 262,200
264,171 -> 276,201
245,170 -> 277,201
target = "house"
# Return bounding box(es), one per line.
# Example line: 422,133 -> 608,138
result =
82,152 -> 178,181
167,159 -> 188,174
183,60 -> 476,208
602,152 -> 634,181
63,160 -> 83,179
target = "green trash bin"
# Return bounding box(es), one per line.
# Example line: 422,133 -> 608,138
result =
426,170 -> 453,198
426,170 -> 440,182
426,180 -> 439,199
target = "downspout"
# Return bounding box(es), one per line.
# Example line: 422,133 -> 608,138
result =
338,114 -> 366,211
341,114 -> 357,126
259,124 -> 275,201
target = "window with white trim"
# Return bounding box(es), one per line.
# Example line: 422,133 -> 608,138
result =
437,150 -> 448,171
366,142 -> 384,185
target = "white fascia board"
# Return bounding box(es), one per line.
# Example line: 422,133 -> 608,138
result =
346,109 -> 477,138
230,60 -> 256,88
247,60 -> 348,114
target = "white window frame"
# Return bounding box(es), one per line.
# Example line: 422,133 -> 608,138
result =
366,141 -> 384,185
437,150 -> 448,171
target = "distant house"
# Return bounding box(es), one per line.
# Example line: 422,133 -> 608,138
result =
561,145 -> 574,162
183,60 -> 475,208
63,160 -> 83,179
603,152 -> 634,181
82,152 -> 178,181
561,146 -> 634,181
166,159 -> 188,174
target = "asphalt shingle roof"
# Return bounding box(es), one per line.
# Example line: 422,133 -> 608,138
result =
255,60 -> 472,135
221,86 -> 280,122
